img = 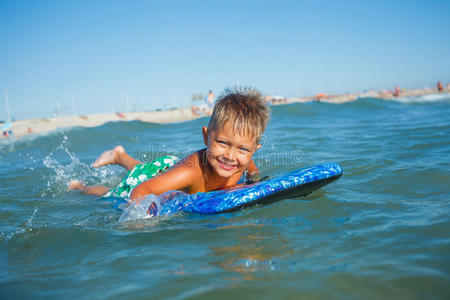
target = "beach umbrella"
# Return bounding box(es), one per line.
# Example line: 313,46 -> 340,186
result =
1,122 -> 12,131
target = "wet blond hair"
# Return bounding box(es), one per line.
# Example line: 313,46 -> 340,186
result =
208,87 -> 270,144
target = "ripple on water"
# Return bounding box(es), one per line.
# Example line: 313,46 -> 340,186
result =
1,97 -> 449,299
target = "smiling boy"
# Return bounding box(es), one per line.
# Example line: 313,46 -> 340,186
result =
69,87 -> 270,202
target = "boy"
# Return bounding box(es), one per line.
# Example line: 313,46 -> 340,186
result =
69,87 -> 270,202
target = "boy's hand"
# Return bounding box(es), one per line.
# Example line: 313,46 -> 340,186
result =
245,175 -> 270,184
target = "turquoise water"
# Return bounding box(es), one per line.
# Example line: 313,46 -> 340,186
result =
1,95 -> 449,299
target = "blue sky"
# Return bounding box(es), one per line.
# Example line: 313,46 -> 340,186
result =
1,0 -> 449,120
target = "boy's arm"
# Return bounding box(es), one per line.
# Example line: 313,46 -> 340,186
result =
130,165 -> 194,202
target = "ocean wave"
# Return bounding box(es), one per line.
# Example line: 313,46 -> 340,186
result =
387,93 -> 450,103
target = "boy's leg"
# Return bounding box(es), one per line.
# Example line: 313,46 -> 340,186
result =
68,180 -> 111,196
92,145 -> 142,170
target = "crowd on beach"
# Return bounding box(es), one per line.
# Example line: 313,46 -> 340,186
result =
2,81 -> 449,140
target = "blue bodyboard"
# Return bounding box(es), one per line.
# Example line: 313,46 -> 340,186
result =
110,163 -> 342,217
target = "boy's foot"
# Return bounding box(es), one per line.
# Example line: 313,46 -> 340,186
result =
68,180 -> 111,196
68,180 -> 84,191
92,145 -> 125,168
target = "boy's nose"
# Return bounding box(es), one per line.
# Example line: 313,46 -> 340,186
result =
223,149 -> 235,161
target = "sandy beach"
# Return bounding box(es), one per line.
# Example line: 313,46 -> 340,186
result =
6,108 -> 197,138
2,86 -> 448,139
270,86 -> 448,105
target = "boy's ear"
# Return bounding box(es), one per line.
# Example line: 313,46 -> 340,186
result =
202,126 -> 209,146
256,144 -> 262,150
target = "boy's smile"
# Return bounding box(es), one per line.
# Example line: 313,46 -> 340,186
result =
203,122 -> 260,178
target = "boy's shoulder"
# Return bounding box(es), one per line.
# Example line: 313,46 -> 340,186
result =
168,149 -> 206,193
176,149 -> 204,171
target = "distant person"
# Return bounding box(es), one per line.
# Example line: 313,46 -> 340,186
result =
191,105 -> 200,116
264,95 -> 273,105
2,130 -> 13,137
206,90 -> 215,108
315,93 -> 327,102
393,85 -> 400,97
69,87 -> 270,208
201,90 -> 215,115
437,81 -> 443,92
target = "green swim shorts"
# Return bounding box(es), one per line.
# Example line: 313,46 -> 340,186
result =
103,155 -> 179,199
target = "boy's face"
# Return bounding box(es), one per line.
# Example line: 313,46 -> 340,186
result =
202,122 -> 261,178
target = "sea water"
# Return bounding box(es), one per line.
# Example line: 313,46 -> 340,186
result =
0,95 -> 449,299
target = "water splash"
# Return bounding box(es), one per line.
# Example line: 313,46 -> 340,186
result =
42,136 -> 90,197
42,144 -> 78,195
25,207 -> 38,231
41,134 -> 118,197
119,194 -> 164,222
2,207 -> 39,242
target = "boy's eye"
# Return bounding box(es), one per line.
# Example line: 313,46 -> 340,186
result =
239,147 -> 250,152
217,140 -> 227,145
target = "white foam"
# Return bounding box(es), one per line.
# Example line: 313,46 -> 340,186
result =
119,194 -> 162,222
42,135 -> 90,196
41,134 -> 118,197
389,93 -> 450,103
